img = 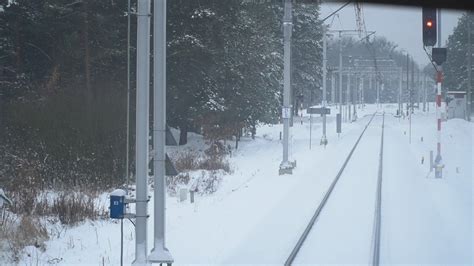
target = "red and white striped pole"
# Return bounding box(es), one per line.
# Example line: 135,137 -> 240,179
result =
435,70 -> 444,178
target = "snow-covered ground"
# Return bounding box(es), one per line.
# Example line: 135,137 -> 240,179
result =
9,103 -> 473,265
293,114 -> 384,264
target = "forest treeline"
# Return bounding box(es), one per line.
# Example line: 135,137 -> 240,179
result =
0,0 -> 322,189
444,12 -> 474,97
1,0 -> 469,191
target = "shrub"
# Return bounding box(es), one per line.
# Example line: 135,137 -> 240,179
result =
173,149 -> 231,174
198,156 -> 231,173
174,150 -> 199,172
1,215 -> 49,262
192,171 -> 222,195
204,141 -> 229,158
52,193 -> 104,226
166,173 -> 191,196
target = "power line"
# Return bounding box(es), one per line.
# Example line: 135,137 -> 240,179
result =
322,1 -> 352,22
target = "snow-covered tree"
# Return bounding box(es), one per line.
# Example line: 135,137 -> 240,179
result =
444,12 -> 473,100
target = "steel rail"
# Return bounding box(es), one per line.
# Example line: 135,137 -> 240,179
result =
371,112 -> 384,266
284,112 -> 377,266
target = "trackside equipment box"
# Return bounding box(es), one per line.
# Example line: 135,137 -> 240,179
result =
110,189 -> 126,219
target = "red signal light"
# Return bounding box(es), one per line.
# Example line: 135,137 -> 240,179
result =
423,7 -> 437,46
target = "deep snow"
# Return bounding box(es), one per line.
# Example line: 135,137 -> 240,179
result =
6,103 -> 472,265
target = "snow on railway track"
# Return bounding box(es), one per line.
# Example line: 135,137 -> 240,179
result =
285,112 -> 385,265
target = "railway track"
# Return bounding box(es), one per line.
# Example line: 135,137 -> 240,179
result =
371,113 -> 385,266
285,112 -> 385,266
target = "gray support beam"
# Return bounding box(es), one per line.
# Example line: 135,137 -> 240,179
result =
331,72 -> 336,104
380,83 -> 384,107
399,67 -> 403,115
423,74 -> 427,112
321,30 -> 328,145
369,74 -> 372,105
375,78 -> 383,107
437,9 -> 442,48
133,0 -> 151,264
149,0 -> 173,263
347,69 -> 351,122
411,59 -> 415,114
468,11 -> 472,121
361,76 -> 365,109
352,75 -> 357,120
358,76 -> 362,109
406,54 -> 410,115
279,0 -> 295,174
338,33 -> 343,116
417,70 -> 421,109
359,76 -> 362,106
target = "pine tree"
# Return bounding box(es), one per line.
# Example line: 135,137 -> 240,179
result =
444,12 -> 473,95
293,3 -> 323,109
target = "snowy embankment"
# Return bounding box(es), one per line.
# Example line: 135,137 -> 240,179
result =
381,111 -> 473,264
5,103 -> 472,265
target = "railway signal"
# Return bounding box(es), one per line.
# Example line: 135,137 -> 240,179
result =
432,47 -> 447,65
420,7 -> 446,179
422,8 -> 437,46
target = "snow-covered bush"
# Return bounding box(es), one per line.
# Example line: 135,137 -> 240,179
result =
0,214 -> 49,262
174,151 -> 200,172
51,193 -> 105,226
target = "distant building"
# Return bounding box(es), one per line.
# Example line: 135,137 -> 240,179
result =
446,91 -> 467,120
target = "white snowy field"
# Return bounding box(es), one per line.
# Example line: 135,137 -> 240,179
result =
11,103 -> 473,265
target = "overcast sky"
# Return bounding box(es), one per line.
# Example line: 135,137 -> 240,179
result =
320,3 -> 464,66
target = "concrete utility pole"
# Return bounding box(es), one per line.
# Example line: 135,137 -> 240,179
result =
406,54 -> 410,115
361,76 -> 365,109
339,32 -> 343,117
321,30 -> 328,145
347,68 -> 351,122
369,74 -> 372,106
411,60 -> 415,114
375,80 -> 379,108
149,0 -> 173,263
417,69 -> 421,109
468,11 -> 472,121
331,72 -> 336,104
375,79 -> 379,107
353,75 -> 357,120
280,0 -> 296,175
357,76 -> 361,109
133,0 -> 151,264
380,83 -> 384,108
374,77 -> 378,108
398,67 -> 403,116
423,74 -> 427,112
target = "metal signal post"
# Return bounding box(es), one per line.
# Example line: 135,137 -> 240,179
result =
434,9 -> 444,178
133,0 -> 151,264
434,70 -> 444,178
149,0 -> 174,264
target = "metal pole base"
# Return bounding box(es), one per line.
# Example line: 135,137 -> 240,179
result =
148,247 -> 174,264
434,155 -> 444,178
279,161 -> 296,175
320,136 -> 328,146
435,165 -> 443,178
132,259 -> 151,266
